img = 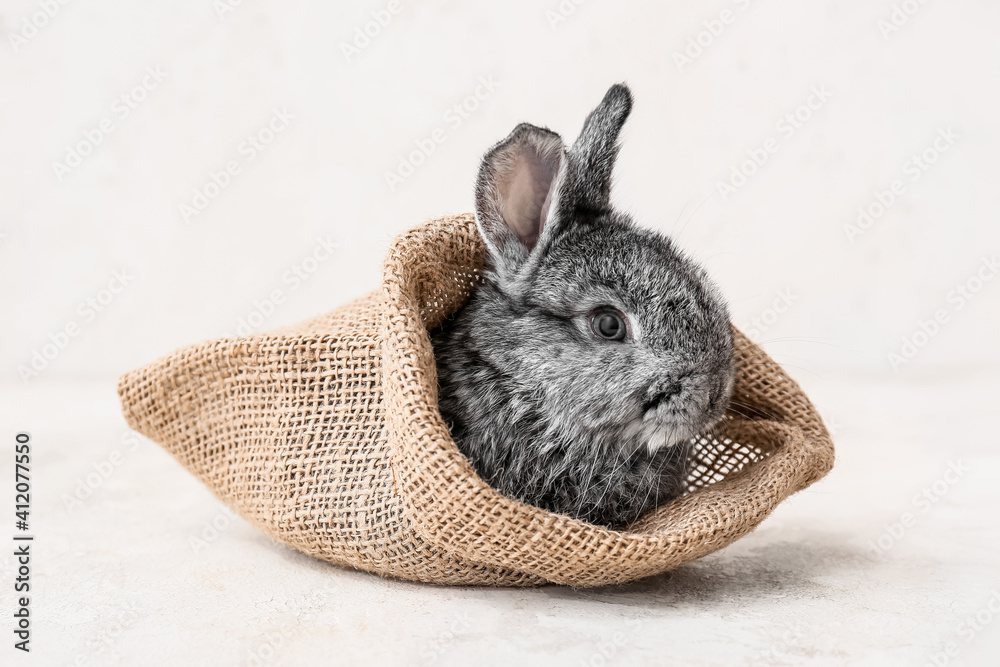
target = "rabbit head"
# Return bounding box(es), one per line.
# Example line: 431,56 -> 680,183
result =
433,84 -> 735,526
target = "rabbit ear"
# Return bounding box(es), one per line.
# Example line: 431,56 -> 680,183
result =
566,83 -> 633,214
474,123 -> 567,277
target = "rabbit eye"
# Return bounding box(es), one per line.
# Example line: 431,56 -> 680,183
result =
591,310 -> 627,341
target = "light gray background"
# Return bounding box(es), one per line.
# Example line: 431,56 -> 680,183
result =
1,1 -> 998,665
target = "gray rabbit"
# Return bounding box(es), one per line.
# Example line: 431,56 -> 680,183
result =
432,84 -> 735,527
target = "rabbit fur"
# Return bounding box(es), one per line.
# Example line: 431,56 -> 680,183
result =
431,84 -> 735,527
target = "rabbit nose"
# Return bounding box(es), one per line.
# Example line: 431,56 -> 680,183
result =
643,381 -> 683,412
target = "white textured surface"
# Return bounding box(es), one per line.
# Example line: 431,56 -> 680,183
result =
1,0 -> 999,380
2,0 -> 1000,664
1,371 -> 998,666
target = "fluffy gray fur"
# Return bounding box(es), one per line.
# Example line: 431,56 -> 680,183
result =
431,84 -> 735,527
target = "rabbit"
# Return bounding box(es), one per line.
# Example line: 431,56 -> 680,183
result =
431,83 -> 735,528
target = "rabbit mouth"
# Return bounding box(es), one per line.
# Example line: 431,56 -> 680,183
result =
623,414 -> 694,454
643,425 -> 691,452
634,376 -> 727,453
635,402 -> 719,454
643,424 -> 697,454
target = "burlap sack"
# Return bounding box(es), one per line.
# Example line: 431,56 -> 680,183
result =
118,213 -> 834,587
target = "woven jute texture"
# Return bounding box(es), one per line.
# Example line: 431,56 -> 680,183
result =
118,213 -> 835,587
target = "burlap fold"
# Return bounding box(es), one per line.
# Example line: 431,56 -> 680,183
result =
118,213 -> 834,587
